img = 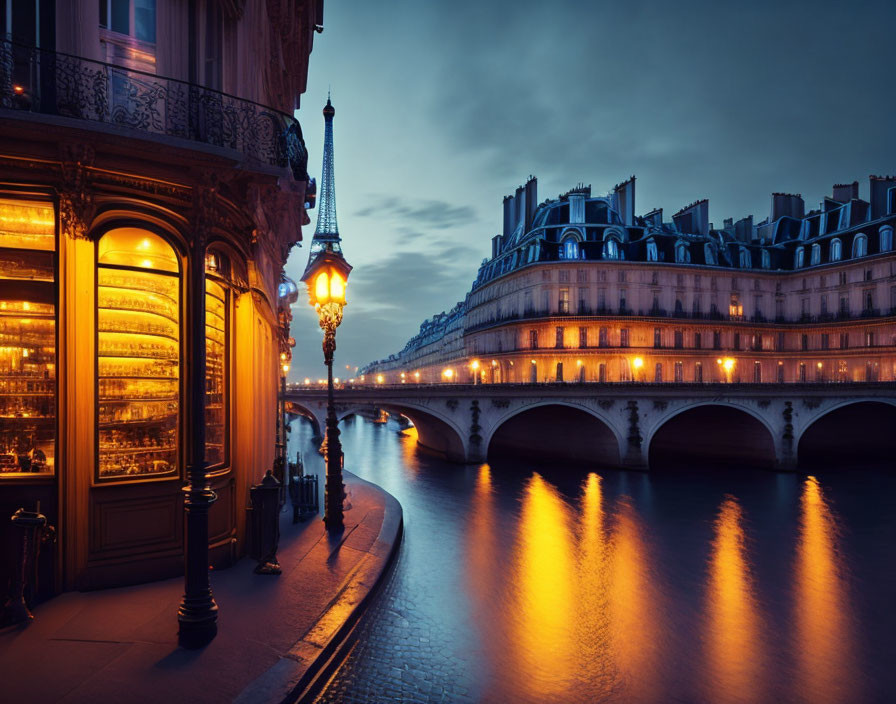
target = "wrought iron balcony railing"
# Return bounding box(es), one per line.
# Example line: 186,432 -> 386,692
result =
0,38 -> 307,178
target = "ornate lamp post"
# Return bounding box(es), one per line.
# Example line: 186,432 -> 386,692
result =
301,95 -> 351,532
301,252 -> 351,531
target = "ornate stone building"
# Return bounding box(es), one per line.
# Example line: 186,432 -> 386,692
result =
0,0 -> 321,598
363,175 -> 896,387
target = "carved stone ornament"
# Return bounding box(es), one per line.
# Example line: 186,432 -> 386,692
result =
191,180 -> 220,246
58,144 -> 96,240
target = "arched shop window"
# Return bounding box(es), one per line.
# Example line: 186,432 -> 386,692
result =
205,248 -> 230,469
97,228 -> 180,480
0,198 -> 57,476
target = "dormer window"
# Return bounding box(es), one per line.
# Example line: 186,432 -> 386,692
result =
603,238 -> 619,260
852,233 -> 868,258
761,249 -> 770,269
646,239 -> 658,262
794,246 -> 805,269
880,226 -> 894,252
830,238 -> 842,261
810,243 -> 821,266
675,242 -> 690,263
704,243 -> 717,266
739,248 -> 751,268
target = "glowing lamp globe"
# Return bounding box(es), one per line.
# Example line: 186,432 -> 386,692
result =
301,250 -> 352,310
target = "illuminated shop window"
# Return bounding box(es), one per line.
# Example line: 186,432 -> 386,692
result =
205,252 -> 229,469
0,198 -> 56,477
97,229 -> 179,480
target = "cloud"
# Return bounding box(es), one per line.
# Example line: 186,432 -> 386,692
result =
353,196 -> 477,230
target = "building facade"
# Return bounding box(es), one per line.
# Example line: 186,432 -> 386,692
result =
363,175 -> 896,387
0,0 -> 321,599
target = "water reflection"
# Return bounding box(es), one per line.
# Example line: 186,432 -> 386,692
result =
510,473 -> 576,698
794,476 -> 857,703
608,495 -> 661,702
705,496 -> 764,703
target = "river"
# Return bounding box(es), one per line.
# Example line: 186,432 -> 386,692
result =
288,415 -> 895,703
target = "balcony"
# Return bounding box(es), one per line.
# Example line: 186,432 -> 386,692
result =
0,38 -> 307,177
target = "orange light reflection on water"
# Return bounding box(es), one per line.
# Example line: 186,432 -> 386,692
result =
705,496 -> 764,703
510,473 -> 576,697
608,495 -> 661,702
794,476 -> 858,704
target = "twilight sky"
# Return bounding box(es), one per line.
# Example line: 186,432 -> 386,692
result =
284,0 -> 896,382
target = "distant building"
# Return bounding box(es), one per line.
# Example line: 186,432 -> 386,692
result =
0,1 -> 321,597
363,174 -> 896,386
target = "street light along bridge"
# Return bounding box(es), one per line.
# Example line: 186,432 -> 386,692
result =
284,382 -> 896,470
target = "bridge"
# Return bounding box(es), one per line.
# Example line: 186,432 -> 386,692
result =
284,383 -> 896,470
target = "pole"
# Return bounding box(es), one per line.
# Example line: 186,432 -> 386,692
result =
322,319 -> 344,532
178,231 -> 217,648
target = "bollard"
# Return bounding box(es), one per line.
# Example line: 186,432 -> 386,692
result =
249,471 -> 282,575
2,503 -> 52,625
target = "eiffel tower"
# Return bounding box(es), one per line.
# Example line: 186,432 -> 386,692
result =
306,94 -> 343,270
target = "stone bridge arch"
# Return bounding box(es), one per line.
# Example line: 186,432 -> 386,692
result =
644,400 -> 779,470
483,400 -> 626,467
796,399 -> 896,468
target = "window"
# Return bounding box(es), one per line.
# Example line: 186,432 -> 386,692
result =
561,238 -> 579,260
618,271 -> 627,283
619,290 -> 627,312
692,297 -> 702,315
810,244 -> 821,266
830,238 -> 842,261
646,239 -> 658,262
529,329 -> 538,349
799,363 -> 806,382
674,361 -> 683,382
99,0 -> 157,43
0,198 -> 57,477
558,270 -> 570,283
556,326 -> 564,348
713,331 -> 722,350
695,362 -> 703,382
733,333 -> 741,350
620,329 -> 630,348
839,271 -> 847,286
839,296 -> 849,315
654,363 -> 663,383
654,327 -> 662,348
598,327 -> 609,348
652,272 -> 659,285
598,289 -> 606,310
739,248 -> 751,268
761,250 -> 770,269
815,362 -> 825,382
821,333 -> 829,350
839,333 -> 849,349
205,251 -> 231,468
751,334 -> 762,351
777,332 -> 785,351
864,290 -> 874,312
838,360 -> 849,382
578,287 -> 589,313
881,226 -> 894,253
865,331 -> 875,347
729,294 -> 743,319
801,334 -> 808,351
97,228 -> 179,480
820,295 -> 828,315
794,246 -> 805,268
753,362 -> 762,383
674,330 -> 683,349
777,362 -> 785,383
775,299 -> 784,319
558,288 -> 570,314
598,363 -> 607,382
579,327 -> 587,348
705,244 -> 717,265
852,234 -> 868,258
694,332 -> 702,349
604,238 -> 619,260
556,362 -> 564,382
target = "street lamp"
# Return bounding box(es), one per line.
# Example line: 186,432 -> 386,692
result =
301,248 -> 352,532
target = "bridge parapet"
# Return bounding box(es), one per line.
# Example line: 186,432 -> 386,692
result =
284,383 -> 896,470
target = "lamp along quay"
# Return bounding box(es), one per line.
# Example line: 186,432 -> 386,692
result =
301,96 -> 352,533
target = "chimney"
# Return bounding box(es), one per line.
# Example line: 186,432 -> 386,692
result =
613,176 -> 636,226
832,181 -> 858,203
524,176 -> 538,232
770,193 -> 804,222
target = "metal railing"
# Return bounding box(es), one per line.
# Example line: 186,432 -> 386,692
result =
0,38 -> 307,177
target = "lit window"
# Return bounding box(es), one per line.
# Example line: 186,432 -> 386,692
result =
97,229 -> 179,480
0,198 -> 56,477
